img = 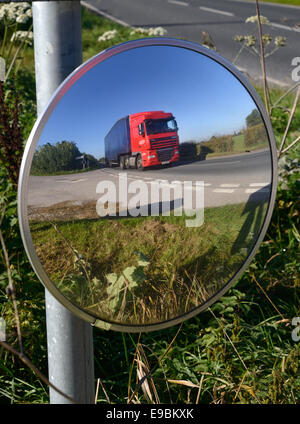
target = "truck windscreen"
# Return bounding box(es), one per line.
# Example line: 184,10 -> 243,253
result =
145,118 -> 177,135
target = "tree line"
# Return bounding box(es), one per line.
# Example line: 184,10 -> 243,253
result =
31,141 -> 100,175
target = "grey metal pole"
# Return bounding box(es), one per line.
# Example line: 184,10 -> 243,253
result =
32,1 -> 95,404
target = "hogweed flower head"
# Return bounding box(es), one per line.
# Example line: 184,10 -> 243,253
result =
98,29 -> 118,42
246,15 -> 270,25
234,35 -> 245,43
245,35 -> 256,47
275,36 -> 286,47
0,2 -> 31,24
10,30 -> 33,45
16,13 -> 29,24
130,26 -> 167,36
262,34 -> 272,46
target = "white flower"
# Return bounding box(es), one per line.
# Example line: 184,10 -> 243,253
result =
262,34 -> 272,46
245,35 -> 256,47
0,2 -> 32,24
130,27 -> 150,35
16,13 -> 29,24
98,29 -> 118,42
148,27 -> 167,36
234,35 -> 245,43
245,15 -> 270,25
0,4 -> 17,23
275,36 -> 286,47
11,30 -> 33,45
130,26 -> 167,36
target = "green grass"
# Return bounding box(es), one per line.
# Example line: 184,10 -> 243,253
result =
233,134 -> 245,151
205,134 -> 269,158
250,0 -> 300,5
29,201 -> 267,326
30,165 -> 102,177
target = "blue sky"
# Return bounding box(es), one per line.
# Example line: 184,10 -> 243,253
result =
37,45 -> 260,159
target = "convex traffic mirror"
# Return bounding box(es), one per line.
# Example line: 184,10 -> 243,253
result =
18,38 -> 277,332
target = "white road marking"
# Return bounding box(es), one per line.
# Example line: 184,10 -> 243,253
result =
249,182 -> 269,187
168,0 -> 189,6
237,65 -> 289,87
98,171 -> 271,196
213,188 -> 235,193
200,160 -> 241,165
199,6 -> 234,17
271,22 -> 300,33
56,178 -> 88,183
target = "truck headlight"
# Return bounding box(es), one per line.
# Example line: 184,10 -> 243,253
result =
174,150 -> 179,154
148,155 -> 156,159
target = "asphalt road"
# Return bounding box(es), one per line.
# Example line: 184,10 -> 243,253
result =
84,0 -> 300,86
28,150 -> 272,212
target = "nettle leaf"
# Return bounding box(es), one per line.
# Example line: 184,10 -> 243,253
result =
106,273 -> 125,297
136,251 -> 150,267
104,252 -> 150,314
122,266 -> 146,290
105,274 -> 124,312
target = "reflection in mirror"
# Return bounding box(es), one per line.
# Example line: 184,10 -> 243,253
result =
27,45 -> 272,327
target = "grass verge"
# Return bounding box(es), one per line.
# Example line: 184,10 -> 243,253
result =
250,0 -> 300,6
29,200 -> 268,325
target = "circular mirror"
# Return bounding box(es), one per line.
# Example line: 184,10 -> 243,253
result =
18,38 -> 277,332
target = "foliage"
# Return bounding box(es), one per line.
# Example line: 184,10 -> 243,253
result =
201,134 -> 234,153
0,2 -> 33,81
7,69 -> 36,140
31,140 -> 100,175
105,252 -> 150,315
31,141 -> 81,175
246,109 -> 262,127
0,79 -> 24,186
244,123 -> 267,147
278,155 -> 300,190
0,164 -> 47,380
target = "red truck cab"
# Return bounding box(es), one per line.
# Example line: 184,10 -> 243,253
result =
129,111 -> 179,169
105,111 -> 180,170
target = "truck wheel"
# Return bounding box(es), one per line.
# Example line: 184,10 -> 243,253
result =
124,156 -> 129,169
136,154 -> 144,171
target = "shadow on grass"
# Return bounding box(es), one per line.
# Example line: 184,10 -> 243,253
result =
231,186 -> 271,255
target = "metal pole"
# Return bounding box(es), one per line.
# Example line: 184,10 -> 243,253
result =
32,1 -> 95,404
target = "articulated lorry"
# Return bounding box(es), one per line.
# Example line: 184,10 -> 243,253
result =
104,111 -> 180,170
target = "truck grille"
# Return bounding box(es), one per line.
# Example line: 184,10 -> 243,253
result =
157,148 -> 174,162
150,137 -> 177,149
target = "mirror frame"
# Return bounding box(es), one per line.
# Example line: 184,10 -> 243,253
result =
18,37 -> 278,333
